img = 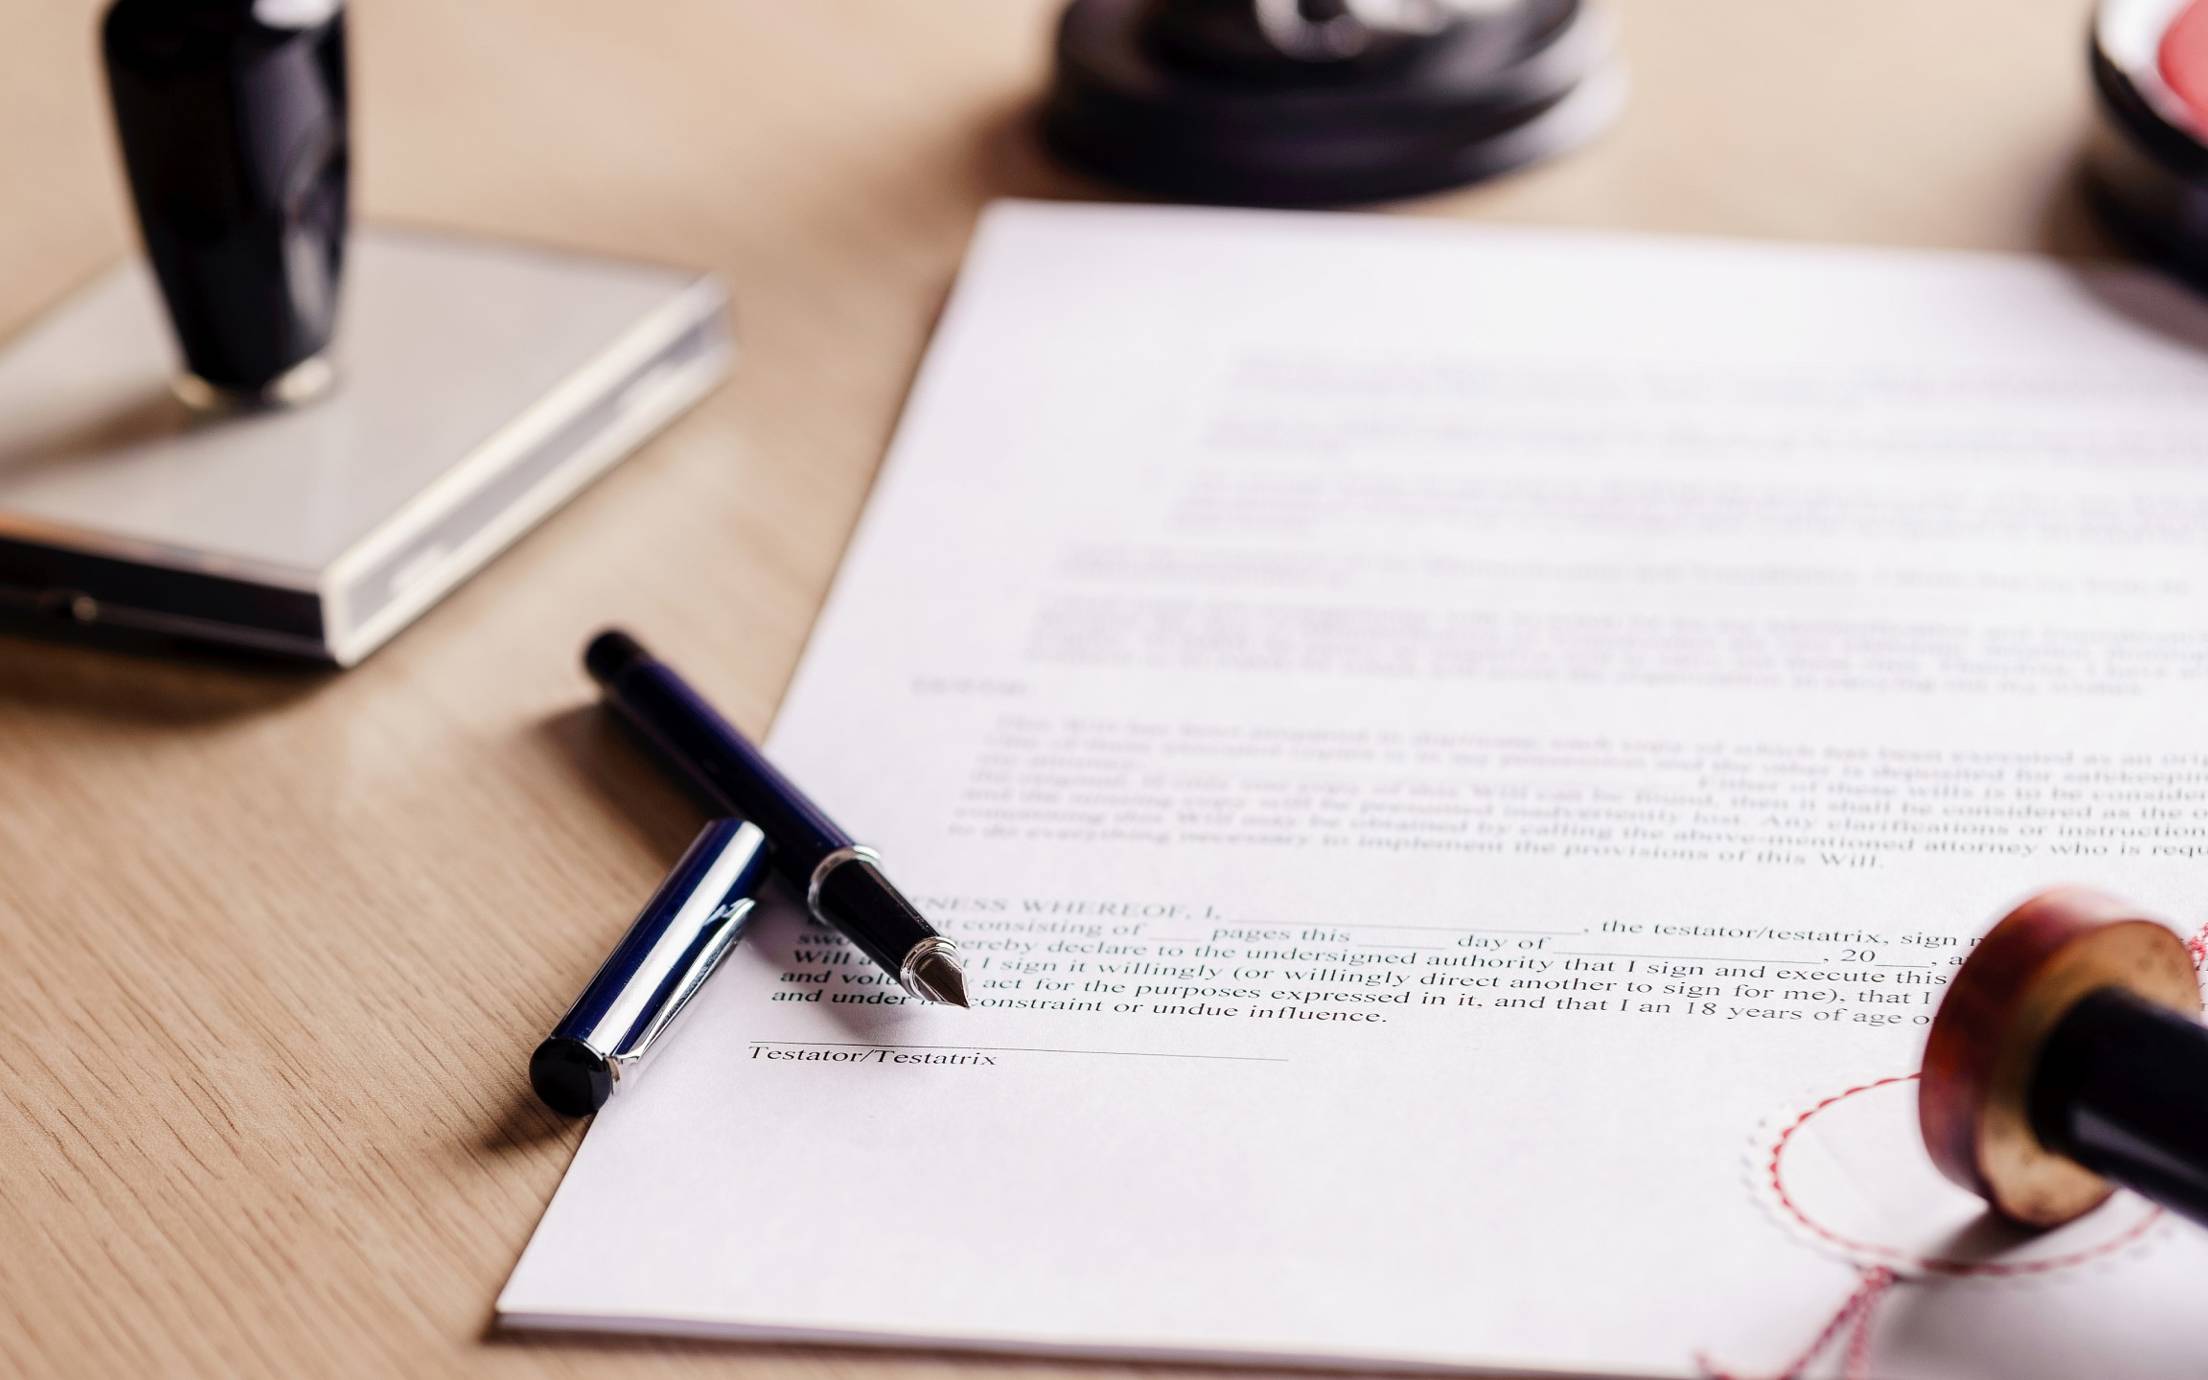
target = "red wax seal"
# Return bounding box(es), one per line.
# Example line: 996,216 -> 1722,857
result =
2159,0 -> 2208,126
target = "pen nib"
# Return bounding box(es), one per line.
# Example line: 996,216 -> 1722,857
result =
906,949 -> 971,1008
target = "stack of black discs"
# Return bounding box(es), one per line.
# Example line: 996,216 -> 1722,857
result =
2089,0 -> 2208,278
1043,0 -> 1624,207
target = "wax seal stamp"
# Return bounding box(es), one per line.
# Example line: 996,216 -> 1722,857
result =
1920,885 -> 2207,1229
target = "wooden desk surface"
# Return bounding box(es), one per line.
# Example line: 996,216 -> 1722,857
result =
0,2 -> 2117,1376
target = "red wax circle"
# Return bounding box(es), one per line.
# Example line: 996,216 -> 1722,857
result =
2159,0 -> 2208,125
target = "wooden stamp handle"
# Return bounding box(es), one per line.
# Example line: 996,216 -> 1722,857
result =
1921,887 -> 2202,1227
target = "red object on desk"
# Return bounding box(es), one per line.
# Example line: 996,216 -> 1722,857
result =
2160,0 -> 2208,125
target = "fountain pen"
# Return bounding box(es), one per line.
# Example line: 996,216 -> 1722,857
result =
584,628 -> 969,1007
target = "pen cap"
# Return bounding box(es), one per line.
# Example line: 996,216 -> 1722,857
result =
531,818 -> 771,1116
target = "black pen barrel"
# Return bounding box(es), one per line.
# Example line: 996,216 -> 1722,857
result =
815,856 -> 944,980
2030,987 -> 2208,1230
586,629 -> 849,884
584,628 -> 963,1006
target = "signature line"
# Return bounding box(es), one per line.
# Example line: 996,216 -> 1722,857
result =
750,1040 -> 1287,1064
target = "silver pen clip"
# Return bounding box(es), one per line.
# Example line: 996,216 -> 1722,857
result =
614,894 -> 755,1078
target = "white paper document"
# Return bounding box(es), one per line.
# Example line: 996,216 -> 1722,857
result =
501,203 -> 2208,1378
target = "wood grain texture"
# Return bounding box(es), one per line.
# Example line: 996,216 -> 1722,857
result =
0,2 -> 2121,1376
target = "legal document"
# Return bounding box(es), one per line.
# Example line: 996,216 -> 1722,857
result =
501,203 -> 2208,1378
